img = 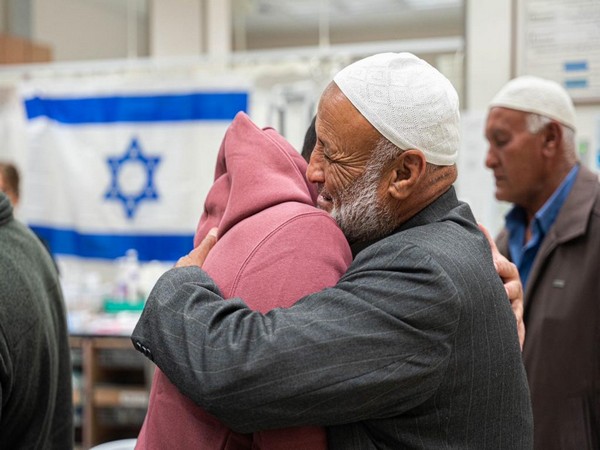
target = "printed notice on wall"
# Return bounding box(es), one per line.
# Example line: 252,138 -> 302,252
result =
516,0 -> 600,102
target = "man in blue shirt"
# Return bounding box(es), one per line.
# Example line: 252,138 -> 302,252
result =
485,75 -> 600,450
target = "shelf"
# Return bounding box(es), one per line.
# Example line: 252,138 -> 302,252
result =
70,335 -> 151,449
93,385 -> 149,408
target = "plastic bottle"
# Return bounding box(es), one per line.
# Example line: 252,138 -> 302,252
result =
123,248 -> 140,303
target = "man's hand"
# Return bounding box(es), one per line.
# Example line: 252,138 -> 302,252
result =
176,228 -> 218,268
479,224 -> 525,350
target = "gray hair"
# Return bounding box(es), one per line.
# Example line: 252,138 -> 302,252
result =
371,136 -> 446,177
371,136 -> 403,171
526,113 -> 575,154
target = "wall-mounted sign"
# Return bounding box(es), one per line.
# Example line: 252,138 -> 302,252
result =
515,0 -> 600,103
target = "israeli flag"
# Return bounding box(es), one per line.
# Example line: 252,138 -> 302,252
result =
21,79 -> 249,262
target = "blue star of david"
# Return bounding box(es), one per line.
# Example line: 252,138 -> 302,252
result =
105,137 -> 161,219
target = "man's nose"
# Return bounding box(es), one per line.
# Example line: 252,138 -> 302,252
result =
306,153 -> 324,184
485,148 -> 497,169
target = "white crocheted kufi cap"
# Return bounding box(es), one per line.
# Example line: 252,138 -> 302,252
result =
333,52 -> 460,166
489,75 -> 576,131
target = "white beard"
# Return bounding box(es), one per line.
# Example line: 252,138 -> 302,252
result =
330,158 -> 398,244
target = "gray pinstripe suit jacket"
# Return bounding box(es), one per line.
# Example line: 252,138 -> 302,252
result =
132,187 -> 533,449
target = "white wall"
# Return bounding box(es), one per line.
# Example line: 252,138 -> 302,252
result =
457,0 -> 512,233
148,0 -> 232,62
465,0 -> 512,111
149,0 -> 202,57
205,0 -> 231,60
32,0 -> 148,61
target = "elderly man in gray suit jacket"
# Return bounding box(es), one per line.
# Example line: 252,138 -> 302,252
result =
132,53 -> 533,449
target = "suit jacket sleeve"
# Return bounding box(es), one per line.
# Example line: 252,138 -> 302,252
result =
131,242 -> 461,433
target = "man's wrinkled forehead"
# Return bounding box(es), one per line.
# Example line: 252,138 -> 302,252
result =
486,106 -> 530,131
318,84 -> 380,142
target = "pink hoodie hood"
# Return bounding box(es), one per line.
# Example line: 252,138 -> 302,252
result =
138,112 -> 351,450
194,112 -> 318,246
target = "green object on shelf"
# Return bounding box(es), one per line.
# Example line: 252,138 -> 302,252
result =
103,298 -> 145,313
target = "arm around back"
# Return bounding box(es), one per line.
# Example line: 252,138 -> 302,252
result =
132,235 -> 461,433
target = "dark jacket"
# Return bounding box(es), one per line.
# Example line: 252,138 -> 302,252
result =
0,192 -> 73,449
497,164 -> 600,450
133,187 -> 533,449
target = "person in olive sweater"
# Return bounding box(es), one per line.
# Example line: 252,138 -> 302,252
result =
0,191 -> 73,449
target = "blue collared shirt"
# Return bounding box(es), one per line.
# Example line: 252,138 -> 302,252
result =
506,164 -> 579,289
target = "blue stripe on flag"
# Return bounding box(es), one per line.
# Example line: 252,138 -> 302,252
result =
24,92 -> 248,124
30,225 -> 193,262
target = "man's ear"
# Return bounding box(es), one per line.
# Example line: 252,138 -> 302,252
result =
541,121 -> 562,157
387,149 -> 426,200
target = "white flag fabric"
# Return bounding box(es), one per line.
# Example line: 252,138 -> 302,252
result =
21,77 -> 250,262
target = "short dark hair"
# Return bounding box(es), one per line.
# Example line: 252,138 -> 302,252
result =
301,116 -> 317,163
0,162 -> 20,200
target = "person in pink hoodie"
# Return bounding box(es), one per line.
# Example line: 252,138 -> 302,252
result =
135,112 -> 352,449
